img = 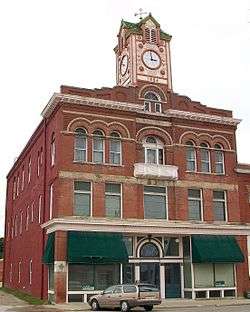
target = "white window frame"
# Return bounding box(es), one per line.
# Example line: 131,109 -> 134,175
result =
49,184 -> 54,220
110,133 -> 122,165
74,128 -> 87,162
215,145 -> 225,174
155,102 -> 162,113
10,263 -> 13,283
105,183 -> 122,218
28,157 -> 31,183
31,201 -> 34,222
144,101 -> 151,112
213,190 -> 227,222
13,178 -> 16,200
143,185 -> 168,220
20,212 -> 23,235
186,142 -> 197,172
51,137 -> 56,166
16,175 -> 20,197
38,195 -> 42,224
37,151 -> 40,177
14,215 -> 18,237
143,137 -> 164,165
21,167 -> 25,191
26,206 -> 29,230
18,261 -> 21,283
200,144 -> 211,173
93,131 -> 105,163
188,189 -> 203,221
29,260 -> 32,285
74,181 -> 92,217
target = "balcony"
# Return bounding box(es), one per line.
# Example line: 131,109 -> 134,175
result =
134,163 -> 178,180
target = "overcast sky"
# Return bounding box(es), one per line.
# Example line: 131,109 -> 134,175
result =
0,0 -> 250,236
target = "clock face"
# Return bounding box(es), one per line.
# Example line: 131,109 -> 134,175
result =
142,50 -> 161,69
120,55 -> 128,76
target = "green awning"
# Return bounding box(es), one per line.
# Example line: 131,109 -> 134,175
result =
192,235 -> 244,263
42,233 -> 55,264
67,231 -> 129,264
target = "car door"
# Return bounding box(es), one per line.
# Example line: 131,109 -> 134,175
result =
98,285 -> 115,308
111,286 -> 123,308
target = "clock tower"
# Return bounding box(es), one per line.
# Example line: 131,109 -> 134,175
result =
114,13 -> 173,90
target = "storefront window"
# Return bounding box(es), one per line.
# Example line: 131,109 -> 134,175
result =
183,237 -> 192,288
68,264 -> 120,291
48,264 -> 54,291
164,238 -> 179,256
193,263 -> 235,288
123,237 -> 133,256
122,263 -> 135,284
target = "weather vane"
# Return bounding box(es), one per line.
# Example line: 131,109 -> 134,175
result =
134,8 -> 147,20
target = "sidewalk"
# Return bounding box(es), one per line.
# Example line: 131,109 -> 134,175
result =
49,298 -> 250,311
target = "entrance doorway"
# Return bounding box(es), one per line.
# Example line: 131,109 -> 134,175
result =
165,263 -> 181,298
140,263 -> 160,288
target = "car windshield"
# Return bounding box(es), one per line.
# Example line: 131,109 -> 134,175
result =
138,284 -> 159,292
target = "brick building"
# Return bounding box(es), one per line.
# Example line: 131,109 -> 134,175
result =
3,14 -> 250,303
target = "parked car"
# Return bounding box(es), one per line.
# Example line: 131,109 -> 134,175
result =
88,283 -> 161,312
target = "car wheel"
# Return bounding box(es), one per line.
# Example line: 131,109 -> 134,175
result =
144,305 -> 153,311
91,299 -> 100,311
120,300 -> 130,312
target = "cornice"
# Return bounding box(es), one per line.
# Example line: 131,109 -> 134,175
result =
42,217 -> 250,236
41,93 -> 241,126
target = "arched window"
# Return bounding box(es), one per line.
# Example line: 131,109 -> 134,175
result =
110,132 -> 121,165
200,143 -> 210,173
144,136 -> 164,165
145,28 -> 157,44
186,141 -> 196,172
140,242 -> 160,258
93,130 -> 104,163
144,91 -> 162,113
74,128 -> 87,162
214,144 -> 225,174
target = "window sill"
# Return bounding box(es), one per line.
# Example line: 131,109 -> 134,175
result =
185,171 -> 225,176
73,160 -> 124,167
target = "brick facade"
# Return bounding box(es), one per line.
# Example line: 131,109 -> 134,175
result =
3,14 -> 250,303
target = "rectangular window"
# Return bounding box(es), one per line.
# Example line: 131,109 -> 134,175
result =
186,146 -> 196,171
37,151 -> 40,177
28,157 -> 31,183
74,181 -> 91,216
14,215 -> 18,237
21,166 -> 25,191
10,263 -> 13,283
105,183 -> 121,218
26,206 -> 29,230
16,175 -> 20,197
123,237 -> 133,256
31,202 -> 34,222
110,139 -> 121,165
68,264 -> 120,291
93,137 -> 104,163
144,186 -> 167,219
164,237 -> 180,256
213,190 -> 227,221
18,261 -> 21,283
144,101 -> 151,112
38,195 -> 42,224
188,189 -> 202,221
51,139 -> 55,166
215,150 -> 224,174
155,103 -> 162,113
122,263 -> 135,284
49,184 -> 54,220
201,149 -> 210,173
20,212 -> 23,235
29,260 -> 32,285
13,178 -> 16,200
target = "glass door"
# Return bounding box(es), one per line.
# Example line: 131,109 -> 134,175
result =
140,263 -> 160,288
165,263 -> 181,298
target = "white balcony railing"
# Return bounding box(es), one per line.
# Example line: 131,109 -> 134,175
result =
134,163 -> 178,180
